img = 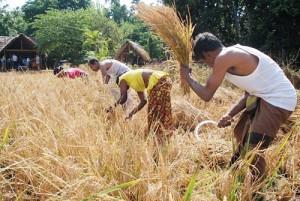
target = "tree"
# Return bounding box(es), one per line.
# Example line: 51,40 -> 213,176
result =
161,0 -> 241,45
104,0 -> 130,25
56,0 -> 91,10
86,8 -> 123,56
22,0 -> 91,35
0,2 -> 26,36
6,9 -> 27,36
99,0 -> 167,60
243,0 -> 300,63
32,9 -> 92,64
0,3 -> 11,35
82,30 -> 110,60
161,0 -> 300,65
32,8 -> 122,65
123,16 -> 167,60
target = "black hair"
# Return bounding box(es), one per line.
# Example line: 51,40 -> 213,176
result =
53,66 -> 64,75
193,32 -> 223,60
116,71 -> 128,84
88,58 -> 99,65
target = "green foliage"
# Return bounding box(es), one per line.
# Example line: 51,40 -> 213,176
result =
3,0 -> 297,65
32,9 -> 92,64
244,0 -> 300,64
56,0 -> 91,10
32,7 -> 122,64
145,35 -> 168,61
0,6 -> 27,36
105,0 -> 130,25
122,17 -> 167,60
21,0 -> 91,35
118,20 -> 136,43
86,8 -> 123,56
161,0 -> 240,45
105,0 -> 167,61
83,30 -> 110,60
162,0 -> 300,65
263,127 -> 294,191
184,165 -> 200,201
0,127 -> 10,152
0,3 -> 10,35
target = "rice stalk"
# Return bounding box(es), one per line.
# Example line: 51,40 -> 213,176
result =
183,164 -> 200,201
263,154 -> 286,192
0,67 -> 299,200
0,127 -> 10,151
136,3 -> 195,94
261,126 -> 294,193
81,179 -> 141,201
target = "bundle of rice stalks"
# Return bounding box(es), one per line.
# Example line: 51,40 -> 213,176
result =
136,3 -> 194,94
284,67 -> 300,89
172,99 -> 211,130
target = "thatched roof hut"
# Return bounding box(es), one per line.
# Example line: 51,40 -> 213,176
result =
114,41 -> 152,65
0,33 -> 38,58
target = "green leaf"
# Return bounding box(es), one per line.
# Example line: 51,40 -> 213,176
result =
184,164 -> 200,201
0,127 -> 10,151
81,179 -> 141,201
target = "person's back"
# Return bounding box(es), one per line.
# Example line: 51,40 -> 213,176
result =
64,68 -> 89,79
35,55 -> 40,70
116,68 -> 173,142
35,55 -> 40,62
224,44 -> 297,112
118,69 -> 169,94
106,59 -> 131,78
26,58 -> 30,66
12,54 -> 18,62
118,69 -> 146,92
102,59 -> 132,84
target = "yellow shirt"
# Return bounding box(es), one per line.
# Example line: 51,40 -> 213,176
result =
118,69 -> 169,94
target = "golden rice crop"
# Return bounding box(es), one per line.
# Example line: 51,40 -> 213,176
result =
136,3 -> 194,94
0,64 -> 299,200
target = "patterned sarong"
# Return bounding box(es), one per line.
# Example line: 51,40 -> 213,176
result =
148,76 -> 173,143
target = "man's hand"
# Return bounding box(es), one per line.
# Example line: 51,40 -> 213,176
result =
218,114 -> 234,128
106,106 -> 113,113
180,64 -> 192,80
125,113 -> 133,120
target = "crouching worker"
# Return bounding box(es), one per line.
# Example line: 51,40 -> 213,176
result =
110,69 -> 174,143
88,58 -> 133,109
180,32 -> 297,181
54,66 -> 89,79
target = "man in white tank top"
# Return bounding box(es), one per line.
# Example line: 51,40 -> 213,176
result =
88,58 -> 131,84
180,32 -> 297,182
88,58 -> 133,109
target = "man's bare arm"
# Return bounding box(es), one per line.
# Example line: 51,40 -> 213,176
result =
180,64 -> 228,101
218,91 -> 249,128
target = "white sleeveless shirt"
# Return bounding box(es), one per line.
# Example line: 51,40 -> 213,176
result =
225,44 -> 297,111
105,59 -> 133,109
106,59 -> 131,79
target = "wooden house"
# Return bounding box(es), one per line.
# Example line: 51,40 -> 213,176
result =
0,33 -> 43,70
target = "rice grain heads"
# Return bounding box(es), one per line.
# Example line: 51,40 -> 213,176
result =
136,3 -> 195,94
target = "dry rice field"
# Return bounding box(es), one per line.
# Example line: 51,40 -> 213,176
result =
0,64 -> 299,201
